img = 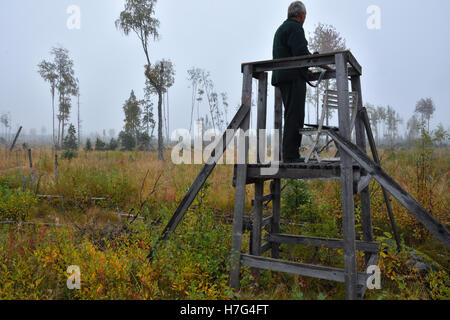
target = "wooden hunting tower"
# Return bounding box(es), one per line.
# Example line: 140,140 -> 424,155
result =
152,51 -> 450,300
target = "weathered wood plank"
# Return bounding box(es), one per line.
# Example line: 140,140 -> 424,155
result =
357,175 -> 373,194
230,65 -> 253,289
250,71 -> 267,261
257,72 -> 268,163
246,164 -> 361,181
251,182 -> 264,257
148,101 -> 252,262
54,154 -> 59,182
271,87 -> 283,260
9,126 -> 22,152
260,242 -> 272,254
346,51 -> 363,76
271,180 -> 281,260
352,76 -> 374,251
308,67 -> 360,82
251,194 -> 273,206
242,50 -> 362,75
241,254 -> 367,285
267,234 -> 379,253
28,149 -> 35,187
327,129 -> 450,249
366,252 -> 379,267
262,216 -> 272,228
336,53 -> 358,300
274,87 -> 283,160
361,107 -> 401,250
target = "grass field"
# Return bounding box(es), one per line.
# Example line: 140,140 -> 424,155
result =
0,146 -> 448,300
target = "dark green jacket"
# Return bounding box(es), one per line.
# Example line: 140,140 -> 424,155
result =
271,19 -> 311,86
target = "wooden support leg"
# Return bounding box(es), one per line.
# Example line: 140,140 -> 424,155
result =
257,72 -> 268,164
336,53 -> 358,300
230,161 -> 248,289
230,65 -> 252,290
351,76 -> 374,260
252,182 -> 264,257
274,87 -> 283,162
271,180 -> 281,259
251,71 -> 268,259
251,181 -> 264,280
360,108 -> 401,250
28,149 -> 35,187
271,87 -> 283,259
329,128 -> 450,249
251,181 -> 264,256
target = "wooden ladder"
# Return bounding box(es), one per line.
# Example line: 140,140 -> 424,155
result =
150,51 -> 450,300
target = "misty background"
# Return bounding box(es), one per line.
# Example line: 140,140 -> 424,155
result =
1,0 -> 449,142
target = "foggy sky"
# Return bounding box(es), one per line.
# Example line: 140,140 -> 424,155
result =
1,0 -> 449,138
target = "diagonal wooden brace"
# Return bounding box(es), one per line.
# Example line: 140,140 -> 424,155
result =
327,129 -> 450,249
148,103 -> 251,260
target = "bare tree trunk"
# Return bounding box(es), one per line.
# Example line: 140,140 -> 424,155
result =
61,116 -> 65,147
162,92 -> 167,144
77,93 -> 81,148
202,74 -> 216,132
157,91 -> 164,161
142,46 -> 164,160
52,87 -> 55,147
189,82 -> 197,134
57,91 -> 61,147
57,117 -> 61,148
166,91 -> 170,142
61,94 -> 67,147
135,129 -> 139,147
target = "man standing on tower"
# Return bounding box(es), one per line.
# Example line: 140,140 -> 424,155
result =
272,1 -> 311,163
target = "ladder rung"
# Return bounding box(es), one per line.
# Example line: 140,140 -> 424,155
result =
267,234 -> 379,253
251,194 -> 273,206
262,216 -> 272,227
260,242 -> 272,254
241,254 -> 368,285
304,124 -> 339,131
245,163 -> 362,182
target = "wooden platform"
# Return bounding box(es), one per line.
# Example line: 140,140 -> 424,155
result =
151,50 -> 449,301
244,161 -> 361,182
232,161 -> 366,191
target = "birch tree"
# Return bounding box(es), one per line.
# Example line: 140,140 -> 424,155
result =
308,23 -> 346,125
37,60 -> 58,146
50,47 -> 78,147
415,98 -> 435,132
116,0 -> 175,160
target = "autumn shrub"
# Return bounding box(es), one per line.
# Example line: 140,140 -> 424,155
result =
50,166 -> 137,207
0,206 -> 236,300
61,150 -> 78,160
0,183 -> 37,221
0,147 -> 448,300
376,132 -> 450,245
425,270 -> 450,300
282,180 -> 316,223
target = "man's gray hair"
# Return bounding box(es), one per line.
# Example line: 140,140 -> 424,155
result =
288,1 -> 307,19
